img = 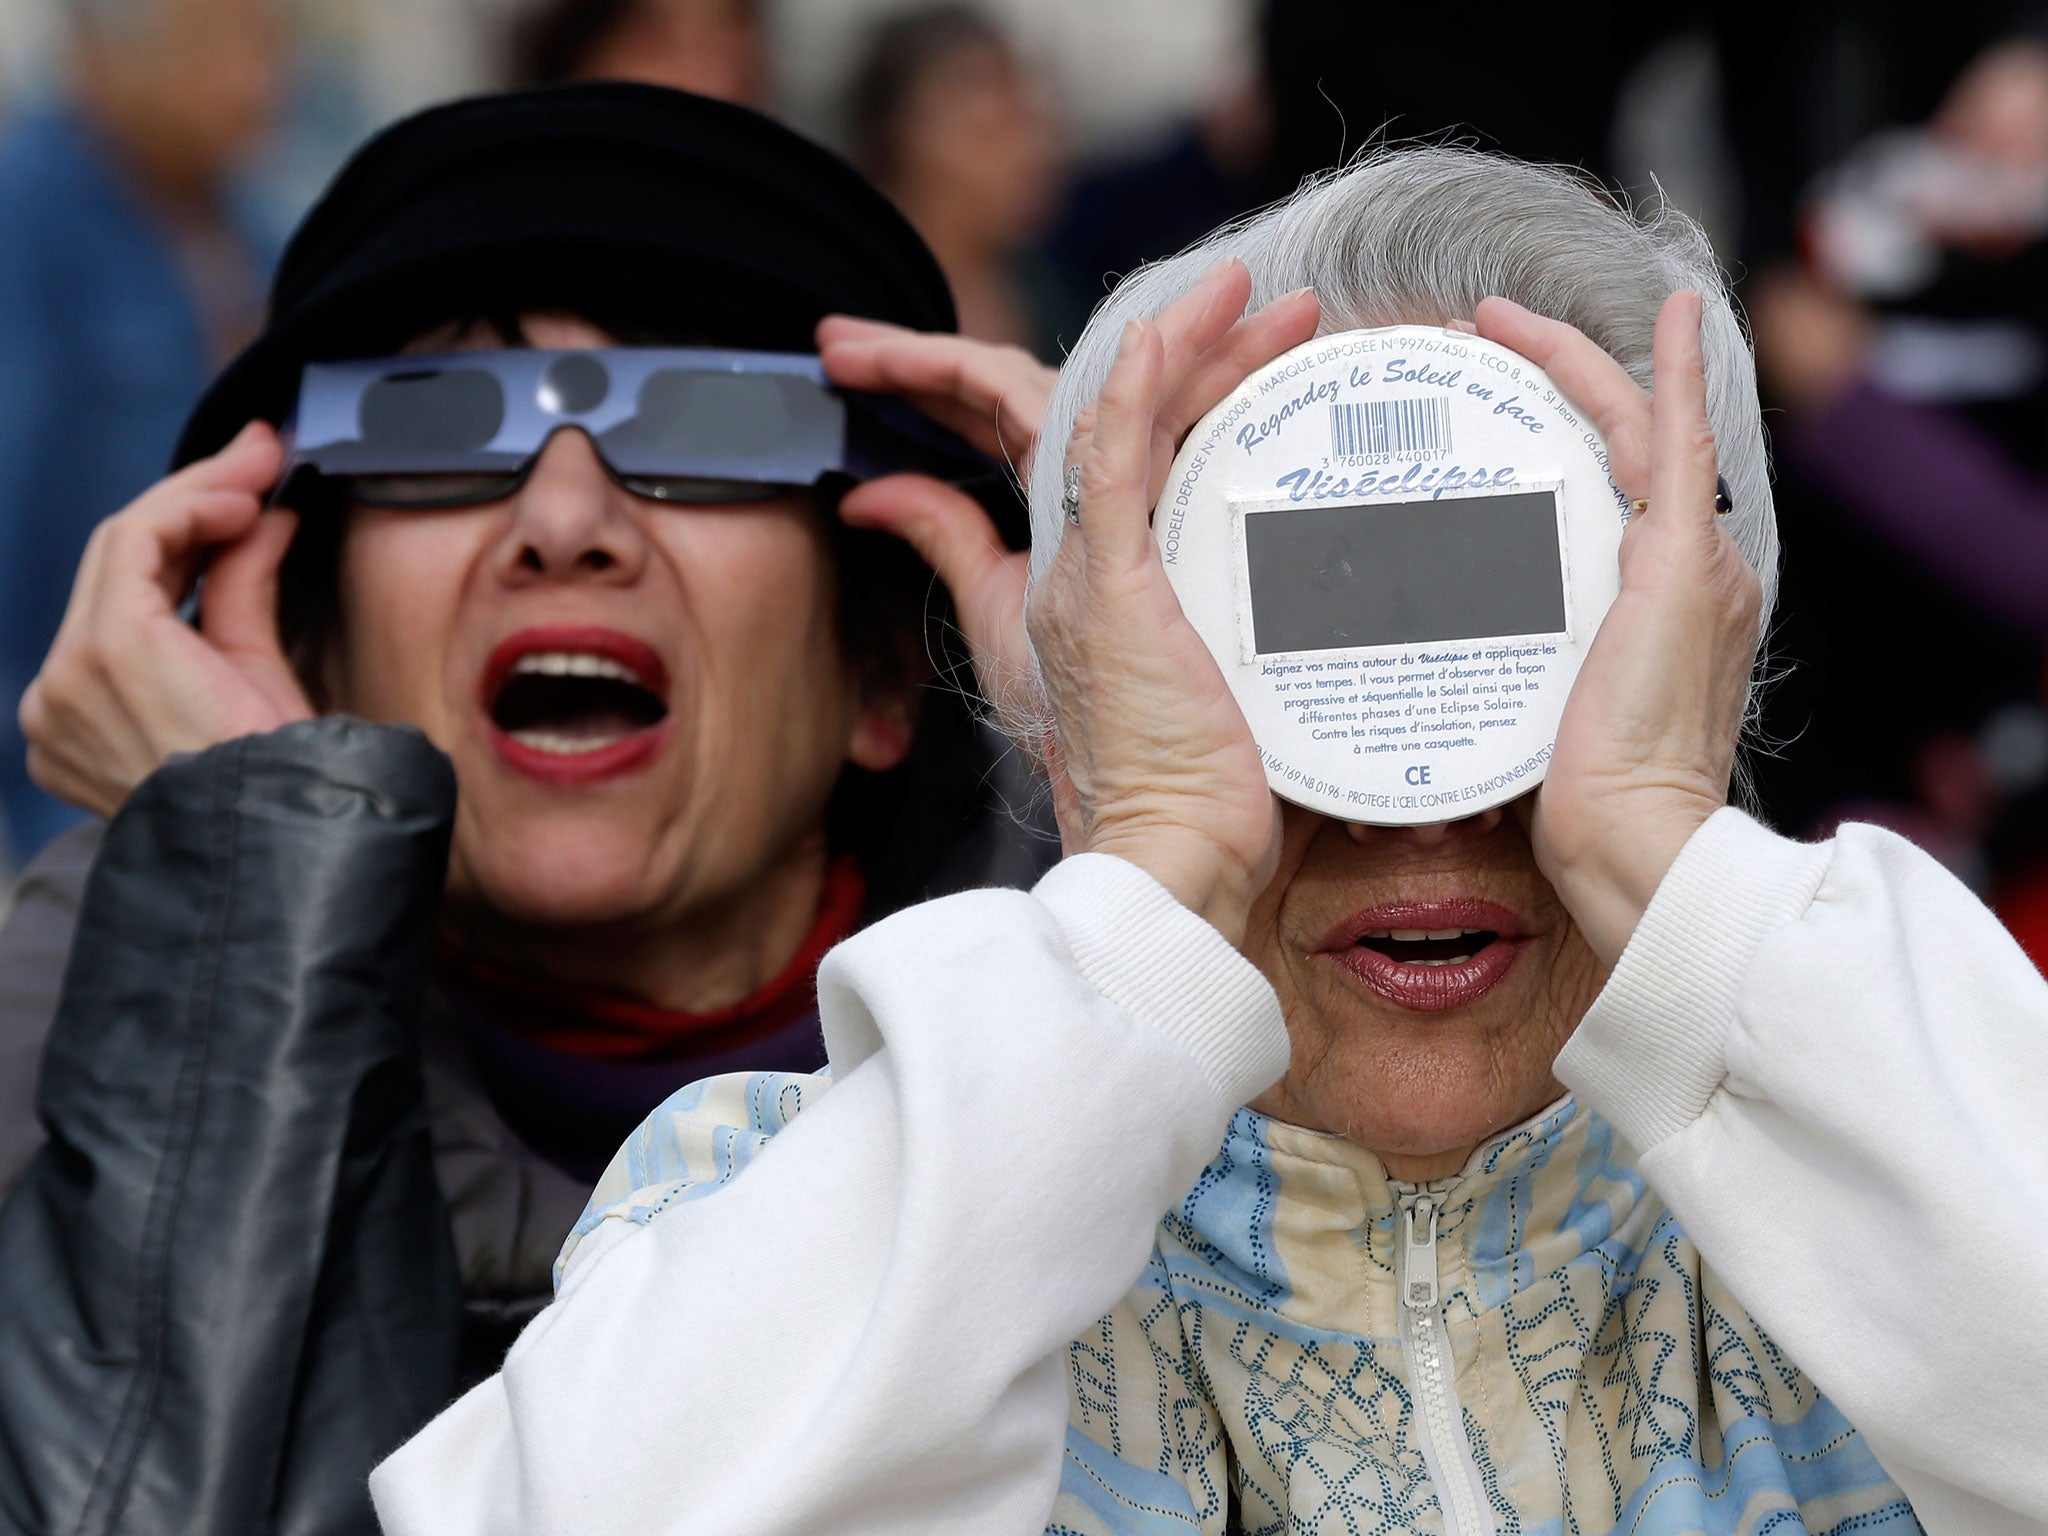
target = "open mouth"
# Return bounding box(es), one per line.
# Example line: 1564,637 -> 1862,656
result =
490,653 -> 669,753
481,627 -> 672,781
1322,902 -> 1527,1011
1352,928 -> 1500,967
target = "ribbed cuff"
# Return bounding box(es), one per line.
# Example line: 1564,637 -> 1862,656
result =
1035,853 -> 1289,1103
1556,807 -> 1832,1152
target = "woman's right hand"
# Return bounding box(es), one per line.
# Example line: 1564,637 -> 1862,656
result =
1031,262 -> 1319,944
20,421 -> 314,818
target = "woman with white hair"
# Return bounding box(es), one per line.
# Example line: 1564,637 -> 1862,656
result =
371,150 -> 2048,1535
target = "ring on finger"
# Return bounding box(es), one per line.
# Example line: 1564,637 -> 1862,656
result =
1630,474 -> 1734,517
1062,464 -> 1082,527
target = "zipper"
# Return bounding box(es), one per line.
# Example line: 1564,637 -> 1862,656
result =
1395,1186 -> 1494,1536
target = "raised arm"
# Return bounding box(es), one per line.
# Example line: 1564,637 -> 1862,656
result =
1558,809 -> 2048,1534
369,857 -> 1287,1535
0,721 -> 463,1536
1477,291 -> 2048,1531
371,259 -> 1311,1536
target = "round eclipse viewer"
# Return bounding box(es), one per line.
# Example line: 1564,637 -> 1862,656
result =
1161,324 -> 1626,825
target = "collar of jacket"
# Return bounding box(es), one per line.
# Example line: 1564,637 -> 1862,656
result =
1167,1096 -> 1652,1338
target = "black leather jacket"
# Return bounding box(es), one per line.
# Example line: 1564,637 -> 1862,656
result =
0,716 -> 1051,1535
0,722 -> 466,1536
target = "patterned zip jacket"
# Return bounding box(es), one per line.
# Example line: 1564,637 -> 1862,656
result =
561,1073 -> 1917,1536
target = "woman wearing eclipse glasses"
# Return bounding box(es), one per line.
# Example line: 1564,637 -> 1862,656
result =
369,154 -> 2048,1533
0,83 -> 1056,1535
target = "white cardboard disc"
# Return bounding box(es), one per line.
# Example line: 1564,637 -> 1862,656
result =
1158,325 -> 1627,825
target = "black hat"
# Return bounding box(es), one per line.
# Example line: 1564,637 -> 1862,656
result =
174,82 -> 958,467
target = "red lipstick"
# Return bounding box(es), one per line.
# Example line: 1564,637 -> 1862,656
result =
1317,899 -> 1531,1013
479,625 -> 673,786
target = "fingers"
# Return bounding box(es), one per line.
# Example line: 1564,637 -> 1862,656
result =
146,488 -> 274,566
815,314 -> 911,347
61,421 -> 281,612
1156,286 -> 1322,448
21,422 -> 308,818
816,321 -> 1053,470
1073,320 -> 1168,567
1645,290 -> 1720,535
130,421 -> 286,580
1473,295 -> 1654,492
1063,279 -> 1322,515
163,420 -> 287,503
818,327 -> 1046,409
839,473 -> 1011,610
1061,257 -> 1250,477
201,509 -> 299,659
1148,258 -> 1255,386
840,474 -> 1034,722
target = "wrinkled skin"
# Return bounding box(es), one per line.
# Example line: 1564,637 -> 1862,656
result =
830,264 -> 1761,1181
1243,806 -> 1606,1173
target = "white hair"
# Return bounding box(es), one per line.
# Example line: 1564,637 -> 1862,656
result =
1028,146 -> 1773,599
1011,146 -> 1776,782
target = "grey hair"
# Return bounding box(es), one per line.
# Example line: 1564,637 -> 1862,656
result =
1016,146 -> 1776,788
1029,147 -> 1772,596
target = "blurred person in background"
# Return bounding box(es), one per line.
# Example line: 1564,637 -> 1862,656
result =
0,0 -> 286,869
1257,0 -> 1663,198
509,0 -> 767,104
1748,30 -> 2048,929
0,82 -> 1053,1535
845,4 -> 1070,357
1045,64 -> 1271,332
1711,0 -> 2040,276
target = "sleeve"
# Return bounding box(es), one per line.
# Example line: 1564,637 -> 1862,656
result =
0,719 -> 466,1536
1555,806 -> 2048,1536
368,853 -> 1290,1536
0,820 -> 101,1202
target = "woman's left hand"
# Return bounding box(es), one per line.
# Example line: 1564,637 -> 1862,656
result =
1474,290 -> 1764,966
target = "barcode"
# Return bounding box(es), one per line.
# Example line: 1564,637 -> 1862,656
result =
1330,396 -> 1453,459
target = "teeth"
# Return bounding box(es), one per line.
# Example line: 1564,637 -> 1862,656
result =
509,728 -> 630,755
512,652 -> 645,685
1411,955 -> 1474,967
1362,927 -> 1487,941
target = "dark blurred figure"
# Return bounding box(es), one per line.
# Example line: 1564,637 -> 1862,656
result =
1047,71 -> 1271,339
846,4 -> 1067,355
1713,0 -> 2037,272
1045,0 -> 1663,351
1258,0 -> 1664,195
0,0 -> 285,865
511,0 -> 767,104
1746,28 -> 2048,946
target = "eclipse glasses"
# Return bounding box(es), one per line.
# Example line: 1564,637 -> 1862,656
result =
285,347 -> 993,509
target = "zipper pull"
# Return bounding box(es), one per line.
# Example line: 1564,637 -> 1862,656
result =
1402,1195 -> 1440,1310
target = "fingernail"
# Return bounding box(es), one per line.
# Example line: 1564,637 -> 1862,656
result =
1203,255 -> 1243,280
1118,318 -> 1143,358
1445,317 -> 1478,334
1484,294 -> 1530,316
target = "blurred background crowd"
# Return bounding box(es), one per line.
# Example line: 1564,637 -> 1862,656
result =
3,0 -> 2048,968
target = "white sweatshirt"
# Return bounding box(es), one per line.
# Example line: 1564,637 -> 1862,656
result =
369,810 -> 2048,1535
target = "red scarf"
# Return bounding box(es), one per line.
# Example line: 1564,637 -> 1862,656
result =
440,859 -> 866,1063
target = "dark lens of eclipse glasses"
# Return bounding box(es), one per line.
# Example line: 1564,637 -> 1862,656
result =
360,367 -> 507,451
308,355 -> 821,509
